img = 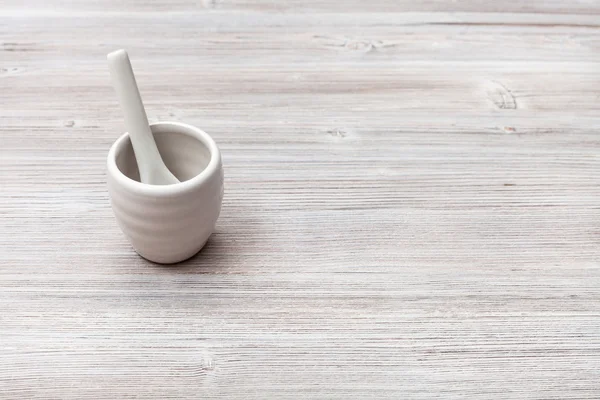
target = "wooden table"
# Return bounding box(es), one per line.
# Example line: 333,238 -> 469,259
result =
1,1 -> 599,398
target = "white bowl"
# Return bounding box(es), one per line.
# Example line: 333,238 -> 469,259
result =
107,121 -> 224,264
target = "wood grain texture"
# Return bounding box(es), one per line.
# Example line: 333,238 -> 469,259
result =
1,1 -> 599,398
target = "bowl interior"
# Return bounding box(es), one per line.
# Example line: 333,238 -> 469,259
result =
114,124 -> 212,183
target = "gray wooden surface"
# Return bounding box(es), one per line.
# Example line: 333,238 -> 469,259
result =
1,1 -> 599,398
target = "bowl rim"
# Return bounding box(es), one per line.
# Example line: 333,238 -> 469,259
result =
107,121 -> 221,197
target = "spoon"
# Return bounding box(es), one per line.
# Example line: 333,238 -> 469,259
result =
107,49 -> 179,185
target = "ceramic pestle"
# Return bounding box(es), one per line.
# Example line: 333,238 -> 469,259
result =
107,49 -> 179,185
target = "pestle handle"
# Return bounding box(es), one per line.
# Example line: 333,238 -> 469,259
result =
107,49 -> 179,185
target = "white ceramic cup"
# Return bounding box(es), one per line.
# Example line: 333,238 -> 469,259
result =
107,121 -> 224,264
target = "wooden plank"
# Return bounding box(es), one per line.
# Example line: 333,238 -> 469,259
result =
2,0 -> 600,14
0,1 -> 599,399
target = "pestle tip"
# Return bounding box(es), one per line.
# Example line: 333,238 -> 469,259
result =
107,49 -> 128,62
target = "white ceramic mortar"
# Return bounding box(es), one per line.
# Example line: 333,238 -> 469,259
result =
107,121 -> 224,264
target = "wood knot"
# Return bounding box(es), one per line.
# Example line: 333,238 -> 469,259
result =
327,128 -> 347,138
313,35 -> 385,54
345,39 -> 376,53
202,0 -> 218,8
178,354 -> 215,378
0,67 -> 19,74
486,80 -> 517,110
